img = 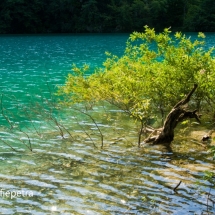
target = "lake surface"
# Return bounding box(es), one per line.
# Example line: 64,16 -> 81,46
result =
0,33 -> 214,214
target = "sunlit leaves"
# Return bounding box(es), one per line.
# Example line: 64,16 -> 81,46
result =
198,32 -> 206,39
59,27 -> 215,124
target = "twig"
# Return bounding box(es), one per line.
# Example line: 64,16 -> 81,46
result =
174,84 -> 198,108
0,94 -> 14,129
207,188 -> 212,213
138,120 -> 144,147
59,123 -> 74,139
74,108 -> 104,148
173,180 -> 182,192
0,138 -> 19,152
75,118 -> 98,149
18,128 -> 33,151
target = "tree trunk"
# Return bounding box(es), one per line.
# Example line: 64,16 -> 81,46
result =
144,84 -> 201,146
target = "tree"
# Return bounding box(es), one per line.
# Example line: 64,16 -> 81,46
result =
144,84 -> 201,145
58,27 -> 215,146
164,0 -> 184,31
183,0 -> 202,31
0,0 -> 215,33
195,0 -> 215,31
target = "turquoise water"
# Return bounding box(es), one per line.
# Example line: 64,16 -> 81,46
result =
0,34 -> 128,131
0,34 -> 128,103
0,33 -> 214,214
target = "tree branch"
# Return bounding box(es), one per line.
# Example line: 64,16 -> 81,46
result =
174,84 -> 198,108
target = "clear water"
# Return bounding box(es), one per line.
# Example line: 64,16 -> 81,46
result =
0,33 -> 214,214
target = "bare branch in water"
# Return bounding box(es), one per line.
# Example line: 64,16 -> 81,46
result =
73,108 -> 104,148
74,117 -> 98,149
0,138 -> 19,152
173,180 -> 182,192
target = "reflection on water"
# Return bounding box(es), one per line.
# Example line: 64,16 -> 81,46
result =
0,34 -> 214,214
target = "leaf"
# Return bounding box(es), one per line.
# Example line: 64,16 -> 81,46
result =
58,27 -> 215,127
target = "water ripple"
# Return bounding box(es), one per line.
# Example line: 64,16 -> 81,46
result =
0,34 -> 214,214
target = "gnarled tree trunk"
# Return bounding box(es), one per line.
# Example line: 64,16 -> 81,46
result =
144,84 -> 201,146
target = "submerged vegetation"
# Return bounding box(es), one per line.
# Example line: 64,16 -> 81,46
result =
58,26 -> 215,146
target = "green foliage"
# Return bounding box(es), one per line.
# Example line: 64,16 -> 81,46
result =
58,27 -> 215,124
183,0 -> 215,32
0,0 -> 215,33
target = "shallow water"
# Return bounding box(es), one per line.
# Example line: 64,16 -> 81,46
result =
0,33 -> 214,214
0,126 -> 214,215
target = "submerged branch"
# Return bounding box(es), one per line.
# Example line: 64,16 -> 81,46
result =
0,138 -> 19,152
74,108 -> 104,148
75,117 -> 98,149
173,180 -> 182,192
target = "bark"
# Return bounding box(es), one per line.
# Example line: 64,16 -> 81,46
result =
144,84 -> 201,146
